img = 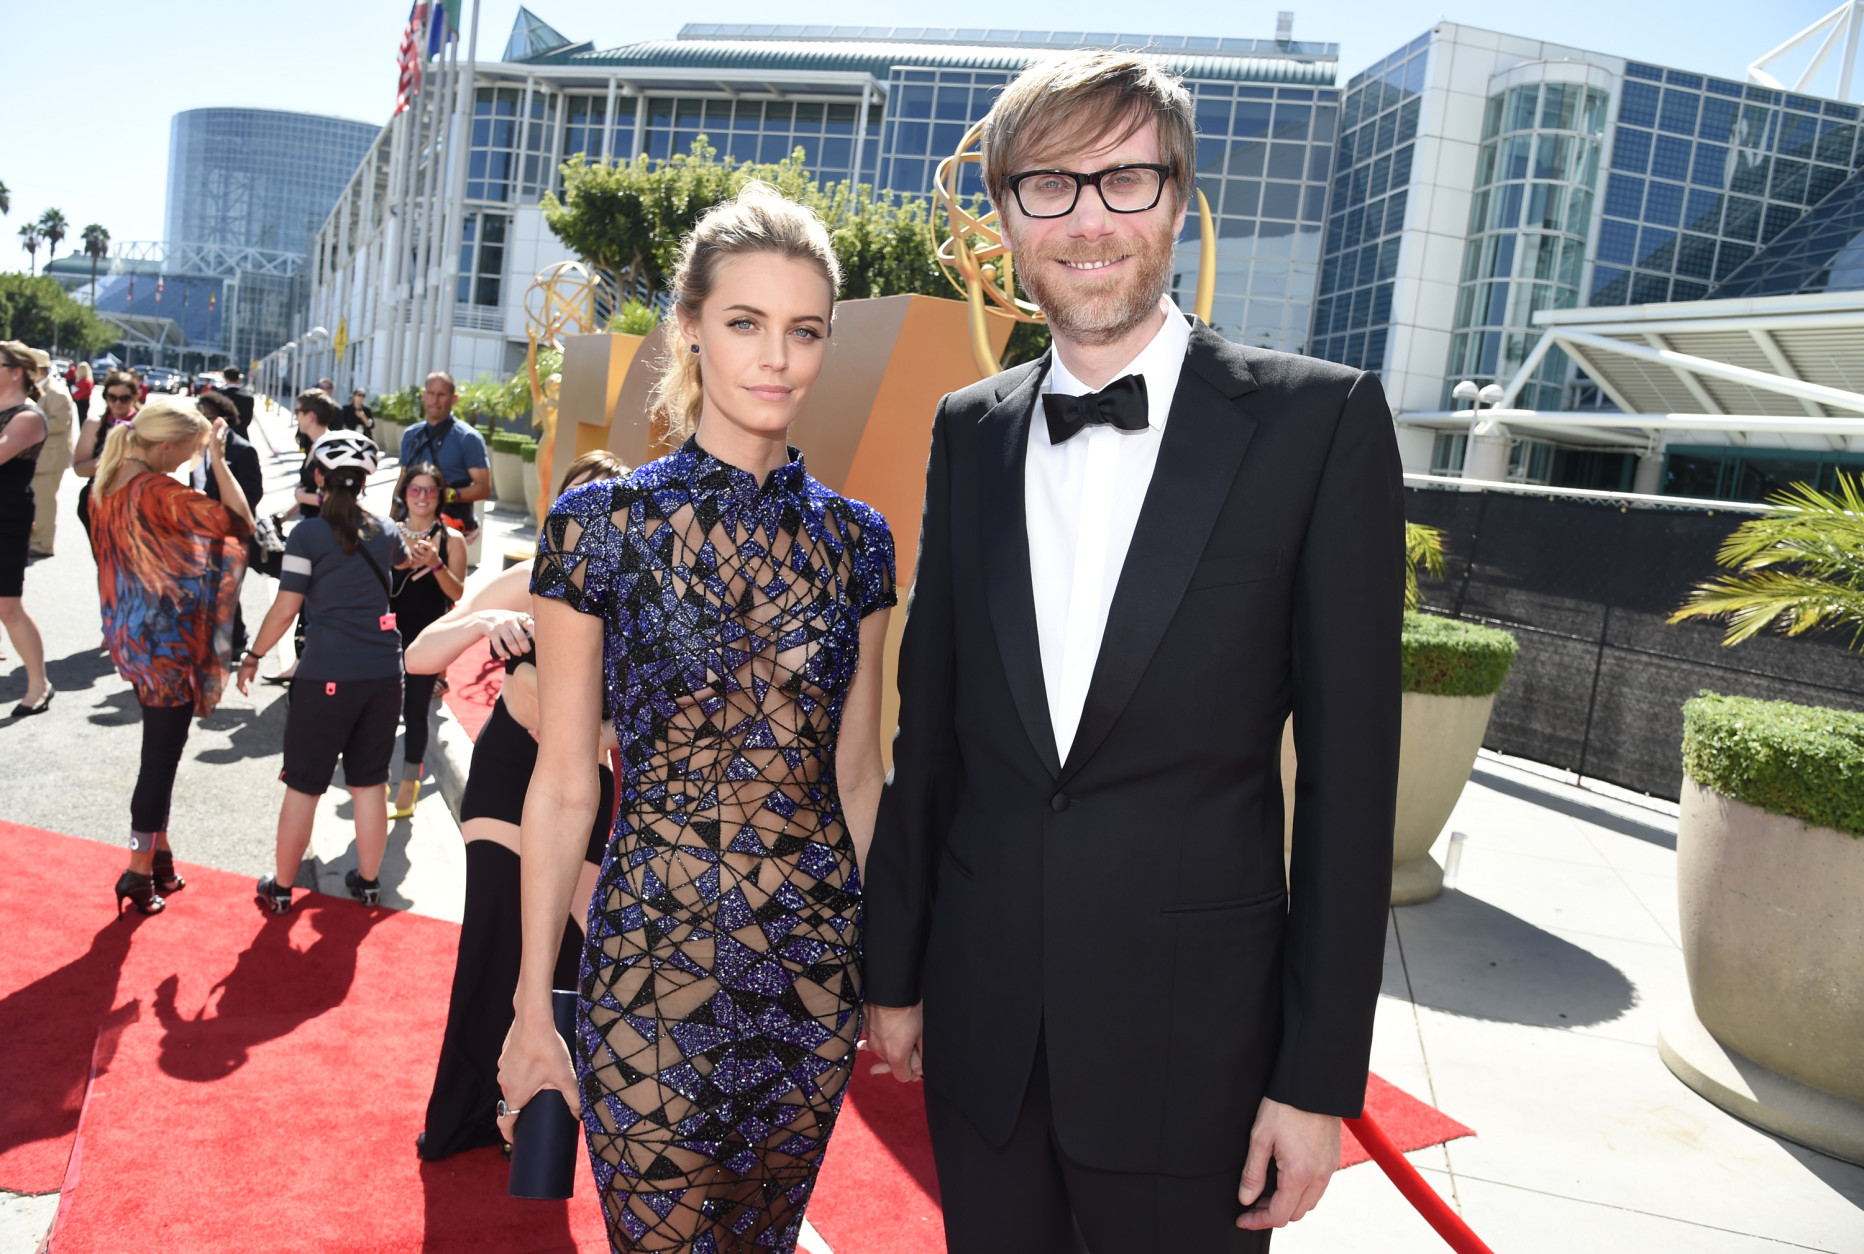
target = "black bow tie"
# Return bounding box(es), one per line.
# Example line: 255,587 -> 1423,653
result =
1042,373 -> 1150,445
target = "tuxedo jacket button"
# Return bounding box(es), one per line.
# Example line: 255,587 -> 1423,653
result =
1050,792 -> 1070,812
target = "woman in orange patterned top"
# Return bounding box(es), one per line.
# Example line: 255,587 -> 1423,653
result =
91,396 -> 254,915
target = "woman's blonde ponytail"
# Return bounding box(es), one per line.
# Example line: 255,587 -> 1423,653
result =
95,421 -> 135,497
96,395 -> 211,497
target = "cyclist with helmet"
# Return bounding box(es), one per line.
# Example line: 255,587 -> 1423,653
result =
237,430 -> 437,913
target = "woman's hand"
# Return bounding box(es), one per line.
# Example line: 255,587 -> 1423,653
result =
482,609 -> 535,659
406,536 -> 439,569
208,417 -> 229,461
236,653 -> 258,696
496,1004 -> 579,1146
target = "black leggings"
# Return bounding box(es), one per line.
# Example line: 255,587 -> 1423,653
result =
402,671 -> 438,770
132,702 -> 194,833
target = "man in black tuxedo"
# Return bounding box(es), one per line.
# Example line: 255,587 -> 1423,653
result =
195,391 -> 266,655
217,366 -> 256,439
864,51 -> 1403,1253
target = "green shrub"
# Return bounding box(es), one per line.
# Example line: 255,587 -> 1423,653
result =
1682,693 -> 1864,837
518,438 -> 539,464
489,431 -> 529,455
1401,612 -> 1518,697
610,299 -> 660,336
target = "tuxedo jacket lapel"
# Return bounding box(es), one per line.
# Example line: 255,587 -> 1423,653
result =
1060,326 -> 1261,782
975,358 -> 1062,779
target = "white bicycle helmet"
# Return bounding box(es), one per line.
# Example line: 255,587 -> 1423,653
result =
310,429 -> 380,475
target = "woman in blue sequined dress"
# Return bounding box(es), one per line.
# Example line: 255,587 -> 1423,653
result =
499,184 -> 896,1253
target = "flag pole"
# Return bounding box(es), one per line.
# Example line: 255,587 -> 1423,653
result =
437,0 -> 478,384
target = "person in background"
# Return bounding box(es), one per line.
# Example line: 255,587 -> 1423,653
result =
27,350 -> 75,560
90,396 -> 253,914
0,343 -> 50,717
193,390 -> 266,656
397,373 -> 489,546
384,460 -> 465,819
338,388 -> 374,436
133,370 -> 149,405
317,376 -> 335,397
73,369 -> 141,548
238,431 -> 415,914
410,447 -> 627,1161
71,361 -> 93,423
266,390 -> 337,684
217,366 -> 254,438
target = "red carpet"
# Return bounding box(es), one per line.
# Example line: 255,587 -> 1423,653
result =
442,637 -> 504,741
6,818 -> 1472,1254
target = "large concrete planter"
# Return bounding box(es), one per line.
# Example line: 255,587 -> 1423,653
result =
1659,777 -> 1864,1164
491,448 -> 526,506
521,457 -> 541,519
374,419 -> 404,457
1281,689 -> 1496,905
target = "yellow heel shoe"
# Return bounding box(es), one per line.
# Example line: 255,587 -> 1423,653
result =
390,780 -> 421,820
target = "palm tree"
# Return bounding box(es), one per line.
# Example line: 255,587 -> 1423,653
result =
81,223 -> 110,303
1671,472 -> 1864,649
1406,522 -> 1447,612
37,208 -> 66,262
0,179 -> 9,216
18,223 -> 41,275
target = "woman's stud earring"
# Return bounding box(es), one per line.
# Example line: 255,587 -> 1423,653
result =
690,344 -> 700,354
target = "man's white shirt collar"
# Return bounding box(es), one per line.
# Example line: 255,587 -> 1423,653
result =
1041,296 -> 1193,434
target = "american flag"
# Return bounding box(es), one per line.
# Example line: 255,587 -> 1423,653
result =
394,2 -> 430,115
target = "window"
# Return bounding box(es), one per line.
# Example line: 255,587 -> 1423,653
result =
457,211 -> 507,307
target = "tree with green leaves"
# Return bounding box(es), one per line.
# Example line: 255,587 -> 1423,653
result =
37,209 -> 66,262
545,138 -> 1051,365
17,223 -> 41,275
0,179 -> 9,217
81,223 -> 110,303
1671,473 -> 1864,649
0,273 -> 118,353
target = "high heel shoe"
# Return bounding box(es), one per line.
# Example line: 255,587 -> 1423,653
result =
389,780 -> 421,820
115,870 -> 165,916
257,875 -> 293,915
11,685 -> 54,718
153,849 -> 186,895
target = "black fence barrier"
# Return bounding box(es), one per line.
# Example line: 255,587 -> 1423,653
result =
1405,486 -> 1864,801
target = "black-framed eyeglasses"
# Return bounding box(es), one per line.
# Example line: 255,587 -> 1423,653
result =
1006,163 -> 1174,219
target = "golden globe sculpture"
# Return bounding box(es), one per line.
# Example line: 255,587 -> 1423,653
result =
933,119 -> 1220,378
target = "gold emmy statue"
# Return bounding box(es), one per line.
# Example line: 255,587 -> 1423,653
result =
932,120 -> 1219,378
523,260 -> 610,519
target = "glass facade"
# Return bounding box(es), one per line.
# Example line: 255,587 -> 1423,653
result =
877,67 -> 1337,353
1313,34 -> 1429,372
1591,65 -> 1864,308
643,97 -> 882,185
457,210 -> 509,306
166,108 -> 378,256
1662,443 -> 1864,501
1710,166 -> 1864,296
1446,81 -> 1607,409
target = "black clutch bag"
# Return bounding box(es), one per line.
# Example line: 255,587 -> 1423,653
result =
508,989 -> 582,1200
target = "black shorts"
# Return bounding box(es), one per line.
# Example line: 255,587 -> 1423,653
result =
281,675 -> 402,794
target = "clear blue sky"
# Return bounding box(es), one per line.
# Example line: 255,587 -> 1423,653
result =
0,0 -> 1842,262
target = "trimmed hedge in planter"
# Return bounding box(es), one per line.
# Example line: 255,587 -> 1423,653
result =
1401,612 -> 1519,697
1682,693 -> 1864,838
518,438 -> 538,463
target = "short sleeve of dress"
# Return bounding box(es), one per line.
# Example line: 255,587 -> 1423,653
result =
845,500 -> 897,619
280,520 -> 317,595
533,478 -> 623,617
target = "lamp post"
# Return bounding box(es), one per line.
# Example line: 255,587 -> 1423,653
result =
1455,379 -> 1511,485
303,326 -> 329,395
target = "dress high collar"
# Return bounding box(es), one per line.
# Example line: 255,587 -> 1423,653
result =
680,437 -> 808,503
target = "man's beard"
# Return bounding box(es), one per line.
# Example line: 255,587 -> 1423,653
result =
1009,213 -> 1178,347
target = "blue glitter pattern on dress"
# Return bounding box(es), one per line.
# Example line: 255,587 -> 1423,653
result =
533,438 -> 895,1253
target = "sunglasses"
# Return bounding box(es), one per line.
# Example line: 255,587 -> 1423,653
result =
105,392 -> 136,402
404,485 -> 440,498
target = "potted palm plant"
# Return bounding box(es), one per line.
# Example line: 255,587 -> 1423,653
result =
1661,475 -> 1864,1163
1282,524 -> 1519,903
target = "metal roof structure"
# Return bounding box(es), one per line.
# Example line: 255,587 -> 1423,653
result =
1399,291 -> 1864,456
674,23 -> 1338,60
503,7 -> 576,62
1712,169 -> 1864,298
535,36 -> 1336,88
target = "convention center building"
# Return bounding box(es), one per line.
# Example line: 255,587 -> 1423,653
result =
304,15 -> 1864,501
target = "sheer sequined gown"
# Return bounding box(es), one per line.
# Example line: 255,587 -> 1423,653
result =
532,441 -> 896,1254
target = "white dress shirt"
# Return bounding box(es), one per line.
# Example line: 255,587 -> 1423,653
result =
1026,298 -> 1192,763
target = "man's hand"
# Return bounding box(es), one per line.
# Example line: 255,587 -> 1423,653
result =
1237,1096 -> 1341,1230
863,1002 -> 924,1083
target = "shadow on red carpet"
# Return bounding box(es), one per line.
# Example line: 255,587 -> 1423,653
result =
7,816 -> 1474,1254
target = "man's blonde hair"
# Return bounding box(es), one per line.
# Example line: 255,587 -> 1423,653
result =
980,51 -> 1196,212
